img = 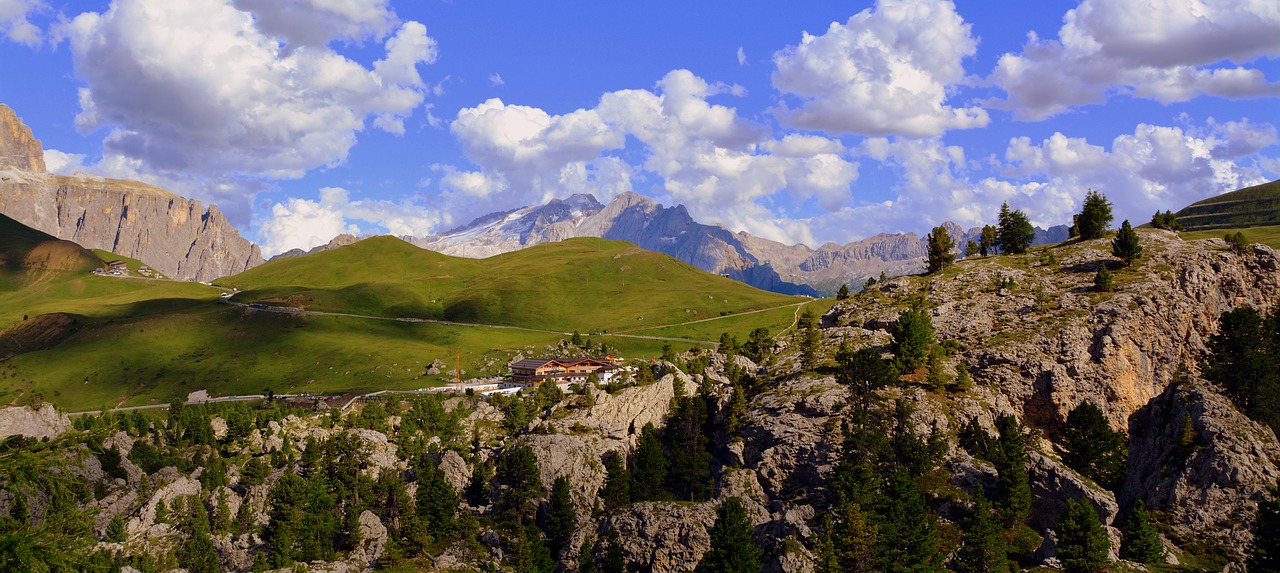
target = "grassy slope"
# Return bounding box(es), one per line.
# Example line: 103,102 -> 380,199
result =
2,232 -> 802,410
223,236 -> 797,332
1175,179 -> 1280,231
1180,225 -> 1280,250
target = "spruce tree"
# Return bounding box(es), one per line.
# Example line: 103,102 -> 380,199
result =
105,515 -> 127,543
178,497 -> 220,573
891,308 -> 935,372
927,226 -> 956,273
837,284 -> 850,300
1226,231 -> 1251,255
543,476 -> 577,558
819,504 -> 878,573
695,497 -> 761,573
1119,500 -> 1164,564
464,461 -> 491,507
955,495 -> 1012,573
1111,220 -> 1142,266
796,308 -> 823,370
416,457 -> 458,537
1151,210 -> 1182,231
874,469 -> 943,572
1061,402 -> 1128,491
1056,499 -> 1111,573
1093,264 -> 1114,292
1248,479 -> 1280,572
664,397 -> 713,501
496,446 -> 543,524
599,450 -> 631,511
629,423 -> 668,501
602,533 -> 626,573
997,203 -> 1035,254
1075,190 -> 1113,240
993,415 -> 1031,526
980,225 -> 998,256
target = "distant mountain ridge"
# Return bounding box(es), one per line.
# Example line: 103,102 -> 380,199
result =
0,104 -> 263,282
410,192 -> 1068,295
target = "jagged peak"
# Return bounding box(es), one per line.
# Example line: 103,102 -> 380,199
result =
0,103 -> 46,173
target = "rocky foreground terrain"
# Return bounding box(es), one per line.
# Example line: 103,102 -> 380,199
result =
2,229 -> 1278,572
0,104 -> 263,282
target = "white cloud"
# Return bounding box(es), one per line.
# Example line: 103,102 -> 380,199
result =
489,73 -> 505,86
447,69 -> 860,245
0,0 -> 43,46
257,186 -> 444,256
59,0 -> 437,223
993,0 -> 1280,119
770,0 -> 988,137
736,46 -> 746,66
42,148 -> 87,175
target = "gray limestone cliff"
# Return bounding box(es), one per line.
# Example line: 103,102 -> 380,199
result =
0,104 -> 263,282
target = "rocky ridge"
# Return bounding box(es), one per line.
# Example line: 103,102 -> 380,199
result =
411,192 -> 1068,296
0,104 -> 263,282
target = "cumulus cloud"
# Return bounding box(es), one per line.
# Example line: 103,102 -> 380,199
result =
770,0 -> 988,137
58,0 -> 437,223
993,0 -> 1280,119
42,148 -> 87,175
257,186 -> 444,256
0,0 -> 43,45
447,69 -> 859,245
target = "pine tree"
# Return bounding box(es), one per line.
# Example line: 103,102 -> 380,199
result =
837,284 -> 850,300
1111,220 -> 1142,265
955,495 -> 1012,573
599,450 -> 631,511
602,533 -> 626,573
997,203 -> 1035,255
1056,499 -> 1111,573
1248,479 -> 1280,572
178,496 -> 220,573
980,225 -> 998,256
416,458 -> 458,537
496,446 -> 543,524
1151,210 -> 1182,231
465,461 -> 491,507
891,308 -> 935,372
579,536 -> 598,573
105,515 -> 127,543
694,497 -> 761,573
629,423 -> 668,501
664,397 -> 713,501
1061,402 -> 1127,491
993,415 -> 1031,526
874,469 -> 943,572
966,240 -> 980,258
926,226 -> 956,273
796,309 -> 823,370
1226,231 -> 1251,255
818,504 -> 878,573
1093,264 -> 1114,292
1119,500 -> 1164,564
1075,190 -> 1113,240
543,476 -> 577,558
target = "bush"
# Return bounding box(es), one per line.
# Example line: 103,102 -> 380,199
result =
1226,231 -> 1250,255
1093,265 -> 1113,292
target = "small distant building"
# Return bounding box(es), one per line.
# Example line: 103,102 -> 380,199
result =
510,356 -> 622,386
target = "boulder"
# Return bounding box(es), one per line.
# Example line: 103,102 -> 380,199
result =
0,404 -> 70,440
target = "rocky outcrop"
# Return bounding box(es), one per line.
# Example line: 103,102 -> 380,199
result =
597,502 -> 718,572
1122,380 -> 1280,557
0,103 -> 264,282
0,404 -> 71,440
270,233 -> 359,261
738,376 -> 847,507
0,104 -> 43,172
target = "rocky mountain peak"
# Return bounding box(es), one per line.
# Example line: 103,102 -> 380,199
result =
0,104 -> 45,172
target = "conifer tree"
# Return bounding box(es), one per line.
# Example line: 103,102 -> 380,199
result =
602,533 -> 626,573
1061,402 -> 1127,491
966,240 -> 980,258
464,461 -> 491,507
1093,264 -> 1114,292
1075,190 -> 1113,240
980,225 -> 998,256
629,423 -> 668,501
993,415 -> 1031,526
997,203 -> 1035,254
874,469 -> 943,571
955,495 -> 1012,573
695,497 -> 761,573
416,457 -> 458,537
927,226 -> 956,273
818,504 -> 878,573
1151,210 -> 1182,231
664,397 -> 713,501
1056,499 -> 1111,573
178,496 -> 220,573
543,476 -> 577,558
1111,220 -> 1142,265
837,284 -> 850,300
105,515 -> 127,543
1226,231 -> 1251,255
1248,479 -> 1280,572
796,308 -> 823,370
891,308 -> 935,372
599,451 -> 631,511
1119,500 -> 1163,564
496,446 -> 543,524
579,536 -> 597,573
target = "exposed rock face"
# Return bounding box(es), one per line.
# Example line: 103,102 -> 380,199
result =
600,502 -> 717,572
0,103 -> 263,281
270,233 -> 359,261
1123,380 -> 1280,556
738,376 -> 847,508
0,404 -> 71,440
0,104 -> 43,172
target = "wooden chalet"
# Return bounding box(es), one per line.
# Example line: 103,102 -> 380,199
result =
510,356 -> 622,386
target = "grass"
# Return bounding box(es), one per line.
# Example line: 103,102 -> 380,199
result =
1,219 -> 799,410
1180,224 -> 1280,249
627,297 -> 836,341
1175,179 -> 1280,231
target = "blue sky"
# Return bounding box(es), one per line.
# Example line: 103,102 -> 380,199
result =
1,0 -> 1277,256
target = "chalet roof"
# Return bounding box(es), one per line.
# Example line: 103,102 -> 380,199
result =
511,356 -> 619,370
512,358 -> 556,370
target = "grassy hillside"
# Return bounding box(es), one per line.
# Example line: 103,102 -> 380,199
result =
1175,179 -> 1280,231
1,228 -> 808,410
223,236 -> 798,333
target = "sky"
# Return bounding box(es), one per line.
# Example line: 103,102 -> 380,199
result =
1,0 -> 1277,257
